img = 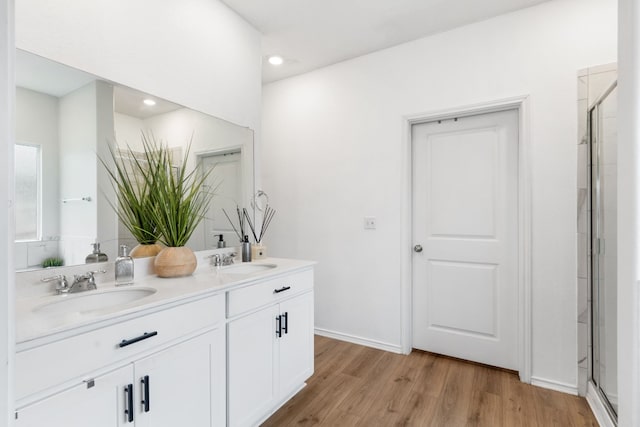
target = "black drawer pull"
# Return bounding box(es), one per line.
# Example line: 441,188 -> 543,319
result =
141,375 -> 150,412
274,286 -> 291,294
125,384 -> 134,422
276,315 -> 282,338
119,331 -> 158,348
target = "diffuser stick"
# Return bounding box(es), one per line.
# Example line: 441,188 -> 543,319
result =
222,208 -> 242,241
243,208 -> 259,243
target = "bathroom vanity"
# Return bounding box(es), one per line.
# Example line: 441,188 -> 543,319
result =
14,257 -> 315,427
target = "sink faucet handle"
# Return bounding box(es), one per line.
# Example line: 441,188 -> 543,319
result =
87,269 -> 106,277
41,274 -> 69,294
209,254 -> 222,267
85,269 -> 106,288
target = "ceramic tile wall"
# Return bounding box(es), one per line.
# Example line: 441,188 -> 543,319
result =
576,63 -> 617,396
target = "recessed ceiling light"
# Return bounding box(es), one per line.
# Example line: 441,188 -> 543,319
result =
143,99 -> 156,106
268,55 -> 284,66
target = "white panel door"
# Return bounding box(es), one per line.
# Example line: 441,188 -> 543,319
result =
15,365 -> 132,427
200,151 -> 242,248
135,330 -> 224,427
412,109 -> 518,370
227,305 -> 278,427
277,292 -> 314,400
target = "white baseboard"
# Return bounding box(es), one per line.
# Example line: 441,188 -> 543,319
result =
530,376 -> 578,395
314,328 -> 403,354
586,381 -> 616,427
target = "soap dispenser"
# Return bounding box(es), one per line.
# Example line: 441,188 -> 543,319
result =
217,234 -> 226,248
86,242 -> 108,263
115,245 -> 134,286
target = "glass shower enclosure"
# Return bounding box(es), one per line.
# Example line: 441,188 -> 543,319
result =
589,80 -> 618,421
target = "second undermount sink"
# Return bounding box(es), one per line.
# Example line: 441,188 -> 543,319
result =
221,263 -> 277,275
33,287 -> 157,316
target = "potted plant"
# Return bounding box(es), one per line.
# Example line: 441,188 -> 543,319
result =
145,137 -> 214,277
102,133 -> 163,258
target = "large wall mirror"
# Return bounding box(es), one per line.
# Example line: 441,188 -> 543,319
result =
15,49 -> 255,271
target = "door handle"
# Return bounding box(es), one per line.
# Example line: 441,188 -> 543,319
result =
141,375 -> 150,413
282,312 -> 288,335
276,315 -> 282,338
414,244 -> 423,253
124,384 -> 134,423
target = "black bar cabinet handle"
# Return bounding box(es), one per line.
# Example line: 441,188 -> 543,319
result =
119,331 -> 158,348
125,384 -> 134,423
276,315 -> 282,338
282,312 -> 288,334
141,375 -> 150,412
274,286 -> 291,294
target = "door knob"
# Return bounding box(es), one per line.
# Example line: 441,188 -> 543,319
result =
414,245 -> 423,253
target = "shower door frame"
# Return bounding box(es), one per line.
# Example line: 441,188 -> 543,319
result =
589,79 -> 618,424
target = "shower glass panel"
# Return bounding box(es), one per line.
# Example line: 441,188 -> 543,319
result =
590,81 -> 618,419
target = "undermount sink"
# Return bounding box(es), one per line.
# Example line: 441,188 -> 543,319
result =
33,287 -> 157,315
221,263 -> 277,274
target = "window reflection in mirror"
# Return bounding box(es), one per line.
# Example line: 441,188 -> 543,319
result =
14,143 -> 40,241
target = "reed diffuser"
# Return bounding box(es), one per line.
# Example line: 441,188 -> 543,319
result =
223,204 -> 276,260
244,205 -> 275,260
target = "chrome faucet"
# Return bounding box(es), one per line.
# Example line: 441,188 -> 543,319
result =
42,270 -> 106,295
222,252 -> 237,266
69,270 -> 106,293
208,252 -> 237,267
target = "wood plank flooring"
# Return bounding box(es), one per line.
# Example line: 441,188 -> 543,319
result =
262,335 -> 598,427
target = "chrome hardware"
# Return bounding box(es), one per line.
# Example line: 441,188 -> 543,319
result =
69,269 -> 106,293
222,252 -> 237,266
208,252 -> 237,267
41,274 -> 70,294
414,244 -> 423,253
210,254 -> 222,267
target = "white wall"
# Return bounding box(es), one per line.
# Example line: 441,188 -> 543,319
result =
0,0 -> 15,423
262,0 -> 617,389
15,0 -> 262,133
58,81 -> 116,265
616,0 -> 640,424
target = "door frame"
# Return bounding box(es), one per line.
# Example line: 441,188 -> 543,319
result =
400,95 -> 532,383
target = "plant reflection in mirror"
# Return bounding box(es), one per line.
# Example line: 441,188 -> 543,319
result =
101,131 -> 217,249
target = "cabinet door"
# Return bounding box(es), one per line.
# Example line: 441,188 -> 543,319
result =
277,291 -> 314,399
227,305 -> 279,427
15,365 -> 133,427
135,329 -> 224,427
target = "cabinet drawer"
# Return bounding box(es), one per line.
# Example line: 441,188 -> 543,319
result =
16,293 -> 224,401
227,269 -> 313,318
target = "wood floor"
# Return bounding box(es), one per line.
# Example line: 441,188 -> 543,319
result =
262,335 -> 598,427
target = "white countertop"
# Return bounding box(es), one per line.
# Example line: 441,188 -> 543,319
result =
16,257 -> 315,349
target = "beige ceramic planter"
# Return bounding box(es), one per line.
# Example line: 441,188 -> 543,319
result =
130,243 -> 163,259
154,246 -> 197,278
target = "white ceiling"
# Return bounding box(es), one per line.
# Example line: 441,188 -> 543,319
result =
221,0 -> 553,83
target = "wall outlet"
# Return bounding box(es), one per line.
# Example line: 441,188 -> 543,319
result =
364,216 -> 376,229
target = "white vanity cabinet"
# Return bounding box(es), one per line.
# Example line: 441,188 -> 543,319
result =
15,294 -> 226,427
227,268 -> 314,427
15,364 -> 133,427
